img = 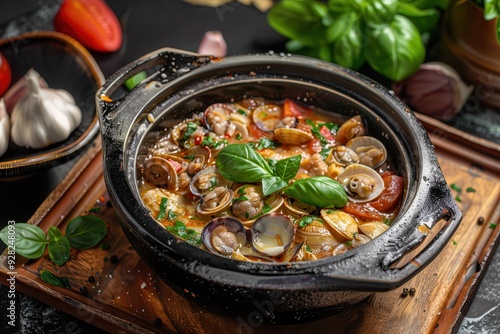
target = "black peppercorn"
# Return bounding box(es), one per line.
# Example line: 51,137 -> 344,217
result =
409,288 -> 416,296
478,217 -> 485,225
401,288 -> 409,297
110,255 -> 119,264
88,275 -> 96,283
154,318 -> 162,326
79,286 -> 88,296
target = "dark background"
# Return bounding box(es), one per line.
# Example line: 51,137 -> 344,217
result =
0,1 -> 499,333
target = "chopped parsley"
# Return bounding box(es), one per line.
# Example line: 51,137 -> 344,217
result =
89,207 -> 101,213
466,187 -> 476,193
183,122 -> 198,140
157,197 -> 168,220
166,221 -> 201,246
450,183 -> 462,192
233,195 -> 249,203
249,204 -> 272,220
252,137 -> 280,150
455,195 -> 462,203
167,210 -> 178,221
201,136 -> 227,149
237,108 -> 247,116
489,223 -> 497,229
298,216 -> 323,228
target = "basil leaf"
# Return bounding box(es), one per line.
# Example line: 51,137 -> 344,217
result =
262,176 -> 288,196
166,221 -> 201,246
0,223 -> 47,259
397,3 -> 439,34
216,144 -> 273,183
275,155 -> 301,182
484,0 -> 500,20
284,176 -> 348,208
65,216 -> 107,250
331,14 -> 365,70
366,15 -> 425,81
267,0 -> 329,47
40,269 -> 71,289
361,0 -> 398,26
124,71 -> 147,91
157,197 -> 168,220
48,227 -> 71,266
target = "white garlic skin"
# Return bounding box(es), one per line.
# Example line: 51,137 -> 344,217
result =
0,99 -> 9,157
10,70 -> 82,149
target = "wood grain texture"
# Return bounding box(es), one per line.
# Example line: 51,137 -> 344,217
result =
1,133 -> 499,334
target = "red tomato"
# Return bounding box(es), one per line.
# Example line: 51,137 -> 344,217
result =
308,138 -> 322,154
283,98 -> 310,118
248,124 -> 274,140
369,174 -> 404,212
54,0 -> 122,52
167,159 -> 183,173
0,52 -> 12,97
319,125 -> 334,142
343,202 -> 382,221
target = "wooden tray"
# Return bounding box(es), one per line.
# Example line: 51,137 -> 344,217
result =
1,129 -> 499,334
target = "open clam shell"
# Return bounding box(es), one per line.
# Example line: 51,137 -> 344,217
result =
251,213 -> 295,257
337,164 -> 384,203
197,186 -> 234,216
336,115 -> 366,144
320,209 -> 358,242
345,136 -> 387,169
142,156 -> 178,190
189,165 -> 232,197
201,217 -> 247,255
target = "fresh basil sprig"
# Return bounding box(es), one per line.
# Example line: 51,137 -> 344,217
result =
216,144 -> 347,207
268,0 -> 448,81
0,216 -> 107,266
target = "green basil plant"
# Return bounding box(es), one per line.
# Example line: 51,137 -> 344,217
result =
268,0 -> 450,81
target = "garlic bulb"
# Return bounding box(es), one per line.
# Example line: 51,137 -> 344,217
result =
198,31 -> 227,57
10,70 -> 82,149
0,99 -> 9,157
3,68 -> 48,115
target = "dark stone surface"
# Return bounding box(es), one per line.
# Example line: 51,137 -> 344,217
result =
0,1 -> 498,333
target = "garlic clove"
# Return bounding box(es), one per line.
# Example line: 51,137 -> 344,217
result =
0,98 -> 10,157
198,31 -> 227,58
10,70 -> 82,149
3,68 -> 48,115
392,62 -> 473,121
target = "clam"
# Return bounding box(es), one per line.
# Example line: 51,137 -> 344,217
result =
331,242 -> 351,256
337,164 -> 384,203
201,217 -> 246,255
197,186 -> 234,216
274,127 -> 313,145
170,115 -> 205,146
182,145 -> 211,176
336,115 -> 366,144
142,156 -> 178,190
329,145 -> 359,166
351,233 -> 371,248
358,221 -> 389,239
189,165 -> 232,197
231,185 -> 264,220
252,104 -> 282,132
295,216 -> 339,258
284,197 -> 316,216
203,103 -> 233,136
251,213 -> 295,257
320,209 -> 358,242
345,136 -> 387,169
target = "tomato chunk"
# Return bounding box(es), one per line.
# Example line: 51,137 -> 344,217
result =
54,0 -> 122,52
249,123 -> 274,140
369,174 -> 404,212
344,202 -> 382,221
0,52 -> 11,97
283,98 -> 310,118
319,125 -> 334,142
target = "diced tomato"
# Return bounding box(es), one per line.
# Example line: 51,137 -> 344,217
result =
369,174 -> 404,212
194,136 -> 203,145
249,124 -> 274,140
344,202 -> 382,221
167,159 -> 183,173
319,125 -> 334,142
283,98 -> 310,118
54,0 -> 122,52
308,138 -> 322,154
0,52 -> 11,97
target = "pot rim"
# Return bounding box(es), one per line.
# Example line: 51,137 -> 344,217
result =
97,48 -> 462,290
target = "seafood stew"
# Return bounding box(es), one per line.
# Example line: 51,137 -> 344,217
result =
138,97 -> 404,263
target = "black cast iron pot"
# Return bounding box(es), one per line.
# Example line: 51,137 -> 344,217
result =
96,48 -> 462,325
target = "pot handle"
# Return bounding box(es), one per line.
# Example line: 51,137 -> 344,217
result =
96,47 -> 213,144
384,193 -> 462,270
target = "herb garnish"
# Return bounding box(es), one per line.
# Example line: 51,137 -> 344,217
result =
252,137 -> 280,150
157,197 -> 168,220
183,122 -> 198,140
166,221 -> 201,246
466,187 -> 476,193
0,216 -> 107,266
450,183 -> 462,192
490,223 -> 497,229
216,144 -> 347,207
40,269 -> 71,288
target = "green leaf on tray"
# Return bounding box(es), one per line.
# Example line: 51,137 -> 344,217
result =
65,215 -> 107,250
0,223 -> 48,259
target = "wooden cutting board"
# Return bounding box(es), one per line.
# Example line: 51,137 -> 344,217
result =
1,126 -> 499,334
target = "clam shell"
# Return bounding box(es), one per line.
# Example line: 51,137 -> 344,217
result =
320,209 -> 358,242
252,104 -> 282,132
251,213 -> 295,256
336,115 -> 366,144
346,136 -> 387,169
337,164 -> 384,203
274,127 -> 313,145
142,156 -> 178,190
197,187 -> 234,216
359,221 -> 389,239
189,165 -> 232,197
201,217 -> 246,255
